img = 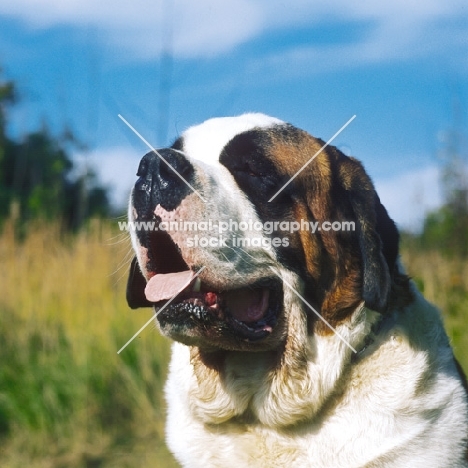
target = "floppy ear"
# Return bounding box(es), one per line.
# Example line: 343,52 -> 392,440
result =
302,148 -> 398,320
126,257 -> 153,308
342,164 -> 397,312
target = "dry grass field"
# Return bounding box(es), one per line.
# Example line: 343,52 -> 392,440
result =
401,246 -> 468,372
0,220 -> 178,467
0,220 -> 466,467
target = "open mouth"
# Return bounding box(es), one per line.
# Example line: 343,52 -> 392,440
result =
141,230 -> 282,342
152,275 -> 281,341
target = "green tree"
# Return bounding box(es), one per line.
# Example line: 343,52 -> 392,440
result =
0,69 -> 110,230
420,110 -> 468,256
0,69 -> 15,137
0,71 -> 16,219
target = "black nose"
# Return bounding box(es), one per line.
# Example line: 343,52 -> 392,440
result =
133,148 -> 194,216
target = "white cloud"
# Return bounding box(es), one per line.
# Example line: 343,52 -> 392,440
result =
0,0 -> 466,62
0,0 -> 263,58
248,0 -> 468,78
375,165 -> 443,232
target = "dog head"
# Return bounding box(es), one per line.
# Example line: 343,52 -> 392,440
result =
126,113 -> 404,352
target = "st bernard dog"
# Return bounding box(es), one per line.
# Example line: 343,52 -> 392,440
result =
126,113 -> 468,467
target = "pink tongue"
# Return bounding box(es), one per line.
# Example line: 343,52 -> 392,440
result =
225,288 -> 269,323
145,271 -> 194,302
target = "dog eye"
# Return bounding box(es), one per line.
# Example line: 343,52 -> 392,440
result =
236,164 -> 263,178
240,169 -> 279,191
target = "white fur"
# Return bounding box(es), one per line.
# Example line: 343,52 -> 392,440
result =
181,113 -> 282,166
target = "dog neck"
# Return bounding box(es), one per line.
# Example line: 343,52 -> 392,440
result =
184,302 -> 382,427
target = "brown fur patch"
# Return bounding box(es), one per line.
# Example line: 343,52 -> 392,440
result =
292,201 -> 321,279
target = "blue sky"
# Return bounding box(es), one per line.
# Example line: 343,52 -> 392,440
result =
0,0 -> 467,230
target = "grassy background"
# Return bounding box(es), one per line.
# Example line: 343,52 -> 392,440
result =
0,221 -> 466,467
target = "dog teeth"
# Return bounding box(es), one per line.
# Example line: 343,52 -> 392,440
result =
192,277 -> 201,292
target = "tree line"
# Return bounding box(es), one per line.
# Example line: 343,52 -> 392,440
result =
0,69 -> 110,232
